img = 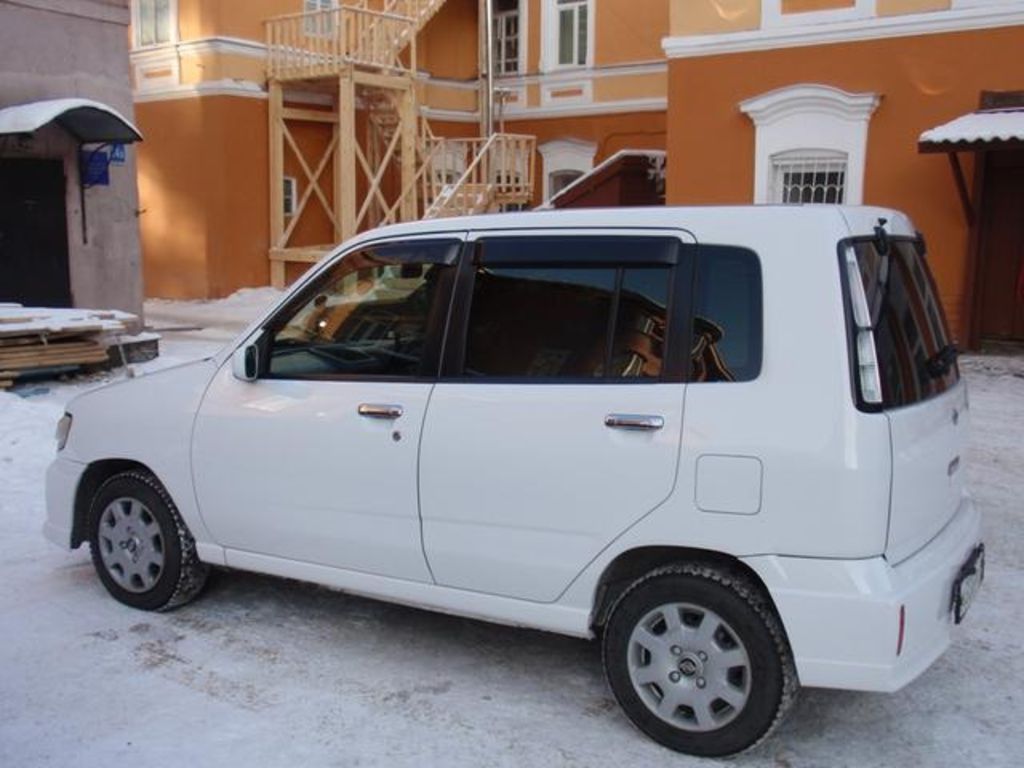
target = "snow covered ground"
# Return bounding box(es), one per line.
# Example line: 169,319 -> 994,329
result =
1,293 -> 1022,767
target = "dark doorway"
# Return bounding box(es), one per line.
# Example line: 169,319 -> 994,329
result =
977,150 -> 1024,342
0,158 -> 72,307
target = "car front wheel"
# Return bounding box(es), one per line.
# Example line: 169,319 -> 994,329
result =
88,470 -> 209,611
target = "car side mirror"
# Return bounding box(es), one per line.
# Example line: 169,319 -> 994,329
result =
232,334 -> 263,382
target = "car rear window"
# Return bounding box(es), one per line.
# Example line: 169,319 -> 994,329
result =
848,238 -> 959,408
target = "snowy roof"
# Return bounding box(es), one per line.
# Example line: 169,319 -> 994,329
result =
919,109 -> 1024,148
0,98 -> 142,143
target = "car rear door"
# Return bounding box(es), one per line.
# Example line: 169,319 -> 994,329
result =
418,230 -> 693,602
845,237 -> 968,564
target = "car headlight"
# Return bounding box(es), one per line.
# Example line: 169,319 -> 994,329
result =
55,413 -> 72,451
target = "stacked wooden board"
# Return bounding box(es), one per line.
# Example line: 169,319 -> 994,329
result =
0,307 -> 138,390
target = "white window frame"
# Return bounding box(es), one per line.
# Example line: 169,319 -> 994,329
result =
132,0 -> 178,49
541,0 -> 594,73
493,0 -> 526,76
761,0 -> 876,28
283,177 -> 298,218
539,138 -> 596,201
739,84 -> 880,205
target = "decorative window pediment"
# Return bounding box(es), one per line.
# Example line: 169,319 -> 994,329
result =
740,84 -> 880,204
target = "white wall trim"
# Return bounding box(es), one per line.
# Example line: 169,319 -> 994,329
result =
175,36 -> 266,59
740,84 -> 880,204
663,3 -> 1024,58
133,79 -> 267,103
502,96 -> 667,120
422,107 -> 482,123
538,138 -> 597,200
540,79 -> 593,107
498,59 -> 666,87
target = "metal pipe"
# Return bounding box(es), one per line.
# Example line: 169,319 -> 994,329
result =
482,0 -> 495,137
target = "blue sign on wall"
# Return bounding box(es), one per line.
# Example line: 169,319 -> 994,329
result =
80,148 -> 110,187
109,143 -> 127,165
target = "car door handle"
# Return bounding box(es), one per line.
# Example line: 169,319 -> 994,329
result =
358,403 -> 404,420
604,414 -> 664,431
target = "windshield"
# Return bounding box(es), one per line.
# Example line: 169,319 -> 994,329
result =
848,238 -> 960,409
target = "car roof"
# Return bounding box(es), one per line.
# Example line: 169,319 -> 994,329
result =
350,205 -> 913,244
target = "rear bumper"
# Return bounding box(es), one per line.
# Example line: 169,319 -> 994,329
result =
743,494 -> 982,692
44,455 -> 86,550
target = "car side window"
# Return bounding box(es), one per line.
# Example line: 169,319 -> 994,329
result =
459,237 -> 675,380
266,240 -> 458,379
690,246 -> 763,383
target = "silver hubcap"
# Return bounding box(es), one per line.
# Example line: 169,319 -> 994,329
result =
98,497 -> 165,593
627,602 -> 751,732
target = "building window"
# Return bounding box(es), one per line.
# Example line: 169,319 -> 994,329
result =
549,169 -> 583,197
739,84 -> 879,205
771,150 -> 847,204
556,0 -> 589,67
304,0 -> 337,36
538,138 -> 595,201
283,177 -> 297,218
135,0 -> 174,47
493,0 -> 521,75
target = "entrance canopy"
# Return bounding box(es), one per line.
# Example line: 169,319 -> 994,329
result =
0,98 -> 142,143
919,109 -> 1024,153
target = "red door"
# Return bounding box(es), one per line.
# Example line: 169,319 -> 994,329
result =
978,151 -> 1024,342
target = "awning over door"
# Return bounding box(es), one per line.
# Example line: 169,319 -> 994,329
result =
919,109 -> 1024,153
0,98 -> 142,143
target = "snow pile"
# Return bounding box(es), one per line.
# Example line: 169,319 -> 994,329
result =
146,287 -> 283,335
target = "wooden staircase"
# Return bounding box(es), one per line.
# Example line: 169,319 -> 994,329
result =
264,0 -> 536,285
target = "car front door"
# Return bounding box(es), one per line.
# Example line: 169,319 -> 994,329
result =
418,231 -> 693,602
192,235 -> 463,581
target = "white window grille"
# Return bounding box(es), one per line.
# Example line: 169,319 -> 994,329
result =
283,177 -> 298,217
771,151 -> 848,204
136,0 -> 173,47
304,0 -> 337,36
557,0 -> 588,67
493,0 -> 521,75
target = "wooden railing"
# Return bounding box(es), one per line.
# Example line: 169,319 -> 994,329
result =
266,6 -> 413,80
423,134 -> 536,218
265,1 -> 447,81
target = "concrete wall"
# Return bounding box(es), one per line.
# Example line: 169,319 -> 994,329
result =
0,0 -> 143,317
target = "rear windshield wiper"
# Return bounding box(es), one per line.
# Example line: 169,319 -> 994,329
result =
925,344 -> 959,378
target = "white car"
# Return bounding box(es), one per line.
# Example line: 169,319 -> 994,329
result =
45,206 -> 984,757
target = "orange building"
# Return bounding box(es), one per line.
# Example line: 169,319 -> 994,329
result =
130,0 -> 670,299
662,0 -> 1024,346
132,0 -> 1022,347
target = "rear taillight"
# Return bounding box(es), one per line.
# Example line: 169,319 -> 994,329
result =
896,604 -> 906,656
844,247 -> 883,405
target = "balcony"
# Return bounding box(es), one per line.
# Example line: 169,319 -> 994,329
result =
265,5 -> 416,82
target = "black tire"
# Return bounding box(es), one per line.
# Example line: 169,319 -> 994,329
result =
88,470 -> 209,611
602,563 -> 798,757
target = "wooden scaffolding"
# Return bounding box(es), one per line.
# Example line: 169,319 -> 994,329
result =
265,0 -> 536,287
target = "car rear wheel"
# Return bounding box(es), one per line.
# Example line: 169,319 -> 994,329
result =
602,563 -> 798,757
88,470 -> 209,611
